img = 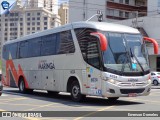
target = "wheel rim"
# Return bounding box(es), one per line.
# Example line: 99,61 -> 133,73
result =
154,81 -> 158,85
20,81 -> 24,91
72,85 -> 79,98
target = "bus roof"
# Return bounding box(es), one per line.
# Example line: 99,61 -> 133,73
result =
4,21 -> 140,45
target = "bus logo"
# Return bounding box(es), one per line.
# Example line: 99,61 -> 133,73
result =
38,60 -> 55,70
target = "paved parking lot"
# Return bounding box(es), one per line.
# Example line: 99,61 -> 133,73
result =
0,86 -> 160,120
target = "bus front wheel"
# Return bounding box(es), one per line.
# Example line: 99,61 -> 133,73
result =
71,81 -> 85,102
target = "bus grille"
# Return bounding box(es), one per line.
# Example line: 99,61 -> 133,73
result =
120,88 -> 145,94
118,82 -> 146,87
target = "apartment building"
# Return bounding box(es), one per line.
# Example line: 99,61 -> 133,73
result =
58,2 -> 69,25
0,0 -> 61,58
69,0 -> 147,22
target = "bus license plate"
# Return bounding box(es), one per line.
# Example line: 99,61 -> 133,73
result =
128,93 -> 137,97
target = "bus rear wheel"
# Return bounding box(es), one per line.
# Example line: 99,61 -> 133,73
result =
19,78 -> 33,93
71,81 -> 85,102
19,78 -> 26,93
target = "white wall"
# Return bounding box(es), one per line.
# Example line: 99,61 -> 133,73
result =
148,0 -> 160,16
114,14 -> 160,55
69,0 -> 106,23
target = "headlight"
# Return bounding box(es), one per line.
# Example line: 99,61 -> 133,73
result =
108,79 -> 119,84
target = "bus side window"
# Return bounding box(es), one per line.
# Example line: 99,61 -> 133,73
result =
28,38 -> 41,57
57,30 -> 75,54
2,45 -> 9,60
41,34 -> 57,56
19,41 -> 28,58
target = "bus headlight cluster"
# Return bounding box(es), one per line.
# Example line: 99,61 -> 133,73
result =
108,79 -> 119,85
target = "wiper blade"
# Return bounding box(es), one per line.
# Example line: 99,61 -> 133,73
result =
130,48 -> 145,75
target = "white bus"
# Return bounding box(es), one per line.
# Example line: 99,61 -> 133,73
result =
2,22 -> 158,102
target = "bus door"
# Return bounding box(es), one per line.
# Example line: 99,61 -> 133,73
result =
86,40 -> 102,96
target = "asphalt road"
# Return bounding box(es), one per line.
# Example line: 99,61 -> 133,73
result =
0,86 -> 160,120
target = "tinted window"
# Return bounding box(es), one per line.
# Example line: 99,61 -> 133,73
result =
41,34 -> 57,56
8,43 -> 18,59
57,31 -> 75,54
19,41 -> 28,58
75,28 -> 100,69
2,45 -> 9,60
28,38 -> 41,57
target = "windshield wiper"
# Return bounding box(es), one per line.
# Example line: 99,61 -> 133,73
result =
130,48 -> 145,75
120,52 -> 131,75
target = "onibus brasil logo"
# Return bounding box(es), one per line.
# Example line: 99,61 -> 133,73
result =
1,1 -> 10,10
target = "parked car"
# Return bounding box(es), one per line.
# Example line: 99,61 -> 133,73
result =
151,72 -> 160,86
0,70 -> 3,96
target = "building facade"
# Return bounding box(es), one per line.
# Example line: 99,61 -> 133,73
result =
58,2 -> 69,25
69,0 -> 147,22
0,0 -> 61,58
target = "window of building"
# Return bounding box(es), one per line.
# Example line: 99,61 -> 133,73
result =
44,27 -> 47,30
37,12 -> 40,15
5,23 -> 7,26
125,0 -> 129,4
5,28 -> 7,31
27,18 -> 30,21
20,18 -> 23,21
5,19 -> 8,21
44,17 -> 47,20
32,22 -> 35,25
37,22 -> 40,25
20,28 -> 23,30
119,0 -> 123,4
119,11 -> 123,17
27,13 -> 30,16
44,22 -> 47,25
37,17 -> 40,20
37,27 -> 40,30
27,28 -> 30,30
32,27 -> 35,30
32,17 -> 35,20
27,23 -> 30,25
20,23 -> 23,26
107,8 -> 114,16
125,12 -> 129,18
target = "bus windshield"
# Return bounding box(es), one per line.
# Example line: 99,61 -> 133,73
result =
103,32 -> 149,73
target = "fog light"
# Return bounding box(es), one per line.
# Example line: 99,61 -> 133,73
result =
109,89 -> 115,93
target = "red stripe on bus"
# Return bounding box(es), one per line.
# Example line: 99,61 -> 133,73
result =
3,60 -> 29,88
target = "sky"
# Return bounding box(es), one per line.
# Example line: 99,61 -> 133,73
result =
58,0 -> 68,4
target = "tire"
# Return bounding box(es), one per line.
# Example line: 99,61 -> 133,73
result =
107,97 -> 119,102
71,81 -> 85,102
19,78 -> 26,93
153,80 -> 158,86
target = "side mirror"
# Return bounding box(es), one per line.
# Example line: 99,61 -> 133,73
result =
143,37 -> 159,54
90,32 -> 108,51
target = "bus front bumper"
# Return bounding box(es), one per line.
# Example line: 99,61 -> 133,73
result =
103,81 -> 151,98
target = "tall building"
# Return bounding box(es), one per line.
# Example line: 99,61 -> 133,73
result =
25,0 -> 58,14
147,0 -> 160,16
0,0 -> 61,58
58,2 -> 69,25
69,0 -> 147,22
